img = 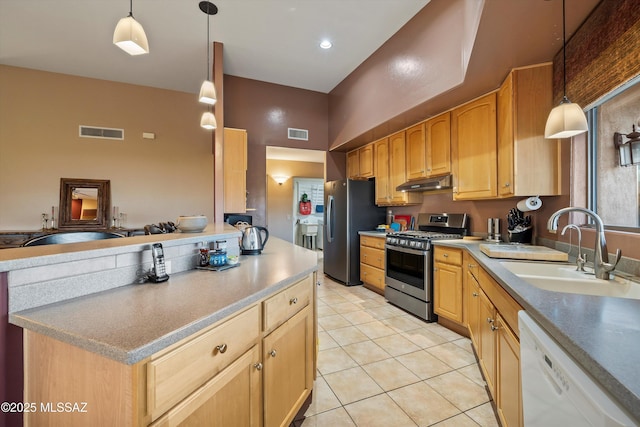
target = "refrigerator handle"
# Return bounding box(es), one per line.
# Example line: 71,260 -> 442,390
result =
326,195 -> 334,243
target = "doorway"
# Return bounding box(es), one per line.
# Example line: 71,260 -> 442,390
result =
265,147 -> 325,247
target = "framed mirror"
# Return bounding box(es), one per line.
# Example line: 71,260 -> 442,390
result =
59,178 -> 110,229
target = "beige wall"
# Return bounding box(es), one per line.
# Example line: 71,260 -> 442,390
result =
0,65 -> 214,230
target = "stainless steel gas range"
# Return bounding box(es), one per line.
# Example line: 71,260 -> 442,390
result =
385,213 -> 469,322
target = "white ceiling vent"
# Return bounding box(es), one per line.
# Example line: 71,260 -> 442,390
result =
79,125 -> 124,140
288,128 -> 309,141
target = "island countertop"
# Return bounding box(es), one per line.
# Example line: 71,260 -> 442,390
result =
433,239 -> 640,423
9,237 -> 318,365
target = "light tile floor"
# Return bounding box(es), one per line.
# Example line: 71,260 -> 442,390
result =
297,267 -> 500,427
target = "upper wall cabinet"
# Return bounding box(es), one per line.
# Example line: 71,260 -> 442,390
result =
451,93 -> 498,200
347,144 -> 374,179
224,128 -> 248,213
426,111 -> 451,177
497,63 -> 561,197
374,134 -> 421,206
405,112 -> 451,180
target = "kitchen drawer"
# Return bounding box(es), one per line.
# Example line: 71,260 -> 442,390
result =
361,235 -> 385,249
263,275 -> 311,332
361,245 -> 384,269
360,263 -> 385,290
434,246 -> 463,265
147,304 -> 260,419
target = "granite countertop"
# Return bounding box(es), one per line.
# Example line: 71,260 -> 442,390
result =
9,238 -> 318,365
433,240 -> 640,423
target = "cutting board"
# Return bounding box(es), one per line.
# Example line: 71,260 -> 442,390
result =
479,243 -> 568,261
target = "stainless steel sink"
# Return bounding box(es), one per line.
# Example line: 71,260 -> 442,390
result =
500,261 -> 640,300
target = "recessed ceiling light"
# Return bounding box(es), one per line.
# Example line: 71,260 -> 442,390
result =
320,40 -> 332,49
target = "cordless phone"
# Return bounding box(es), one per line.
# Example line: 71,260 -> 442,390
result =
149,243 -> 169,283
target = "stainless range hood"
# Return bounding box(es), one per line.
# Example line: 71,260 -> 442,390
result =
396,175 -> 452,192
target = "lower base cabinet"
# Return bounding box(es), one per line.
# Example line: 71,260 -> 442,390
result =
360,235 -> 386,294
462,250 -> 523,427
23,274 -> 316,427
263,305 -> 314,427
151,346 -> 261,427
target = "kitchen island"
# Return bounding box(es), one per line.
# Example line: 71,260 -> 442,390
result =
1,226 -> 319,426
434,240 -> 640,424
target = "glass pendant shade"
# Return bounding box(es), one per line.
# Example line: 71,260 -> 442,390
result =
200,111 -> 217,130
113,16 -> 149,55
544,97 -> 589,139
198,80 -> 217,105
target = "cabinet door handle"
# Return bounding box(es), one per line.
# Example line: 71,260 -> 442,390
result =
472,292 -> 478,297
215,343 -> 228,354
289,297 -> 298,305
504,182 -> 510,187
487,317 -> 494,324
491,325 -> 499,331
269,349 -> 277,357
254,362 -> 263,371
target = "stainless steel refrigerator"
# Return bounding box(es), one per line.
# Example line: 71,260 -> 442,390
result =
323,179 -> 386,286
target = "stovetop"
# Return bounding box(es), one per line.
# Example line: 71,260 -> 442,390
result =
385,213 -> 469,251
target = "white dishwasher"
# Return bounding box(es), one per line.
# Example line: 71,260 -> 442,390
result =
519,311 -> 638,427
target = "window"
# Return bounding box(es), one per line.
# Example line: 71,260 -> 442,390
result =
587,75 -> 640,231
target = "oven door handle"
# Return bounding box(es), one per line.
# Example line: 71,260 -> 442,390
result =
385,244 -> 429,256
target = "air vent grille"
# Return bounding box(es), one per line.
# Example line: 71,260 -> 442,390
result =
79,126 -> 124,140
288,128 -> 309,141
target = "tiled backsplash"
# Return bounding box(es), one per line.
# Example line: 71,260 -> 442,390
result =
8,236 -> 240,313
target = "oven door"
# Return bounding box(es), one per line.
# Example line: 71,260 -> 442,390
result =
385,244 -> 431,301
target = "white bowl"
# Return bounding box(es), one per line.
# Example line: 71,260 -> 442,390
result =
176,215 -> 208,233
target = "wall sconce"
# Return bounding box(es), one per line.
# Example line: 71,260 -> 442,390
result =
272,175 -> 289,185
614,124 -> 640,166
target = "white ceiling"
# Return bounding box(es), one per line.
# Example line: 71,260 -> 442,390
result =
0,0 -> 430,94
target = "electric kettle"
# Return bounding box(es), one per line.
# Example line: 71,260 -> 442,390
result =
240,226 -> 269,255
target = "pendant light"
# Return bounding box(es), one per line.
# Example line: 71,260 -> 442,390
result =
113,0 -> 149,56
198,1 -> 218,106
544,0 -> 588,139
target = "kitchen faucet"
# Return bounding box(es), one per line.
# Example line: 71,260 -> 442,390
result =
561,224 -> 586,271
547,207 -> 621,280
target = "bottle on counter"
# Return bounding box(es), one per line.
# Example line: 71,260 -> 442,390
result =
199,242 -> 210,267
386,209 -> 393,225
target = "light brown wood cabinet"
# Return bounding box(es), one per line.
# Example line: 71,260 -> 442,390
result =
405,122 -> 427,180
360,234 -> 386,294
433,247 -> 464,324
497,313 -> 523,427
406,112 -> 451,181
497,63 -> 561,197
224,127 -> 248,213
24,274 -> 316,427
347,144 -> 374,179
464,260 -> 523,427
374,133 -> 422,206
451,93 -> 498,200
426,111 -> 451,177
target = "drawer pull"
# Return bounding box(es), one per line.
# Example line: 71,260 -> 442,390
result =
215,344 -> 228,354
269,349 -> 277,358
289,297 -> 298,305
254,363 -> 263,371
443,253 -> 449,258
472,292 -> 478,297
468,263 -> 477,268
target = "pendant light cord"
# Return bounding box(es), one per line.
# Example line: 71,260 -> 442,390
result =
129,0 -> 134,18
562,0 -> 567,100
206,5 -> 211,81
